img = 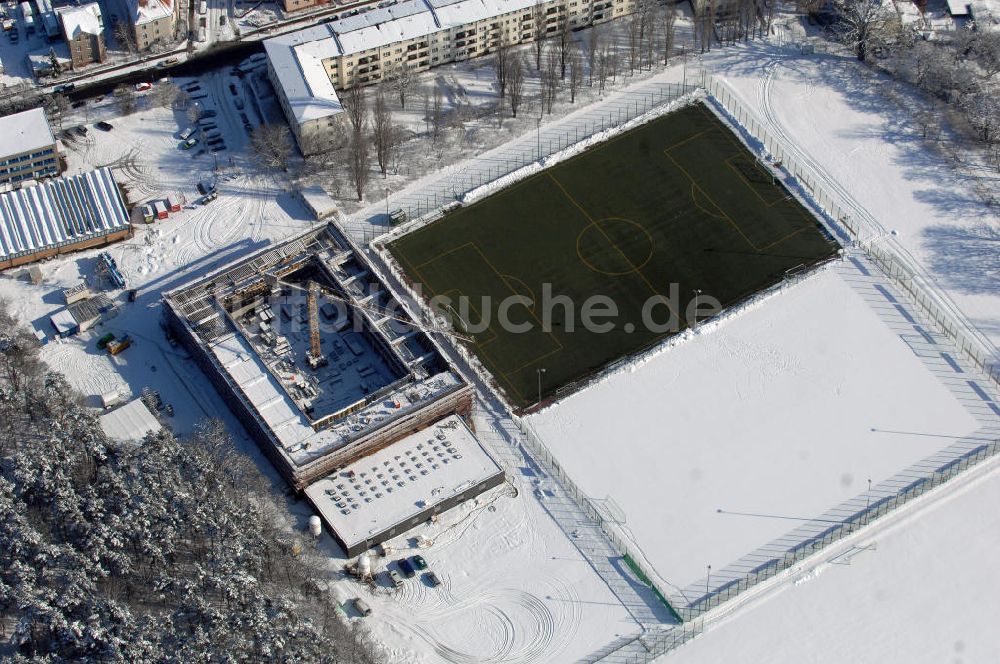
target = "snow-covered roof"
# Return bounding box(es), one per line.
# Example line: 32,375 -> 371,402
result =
125,0 -> 173,26
209,331 -> 463,467
265,26 -> 345,126
946,0 -> 971,15
0,108 -> 54,159
58,2 -> 102,39
99,398 -> 162,444
334,2 -> 441,55
427,0 -> 536,29
0,167 -> 130,263
304,414 -> 503,551
265,0 -> 540,127
49,308 -> 76,334
298,185 -> 339,219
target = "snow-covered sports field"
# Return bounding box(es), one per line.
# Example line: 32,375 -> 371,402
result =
529,255 -> 998,602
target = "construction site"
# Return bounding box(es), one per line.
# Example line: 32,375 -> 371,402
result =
162,223 -> 476,491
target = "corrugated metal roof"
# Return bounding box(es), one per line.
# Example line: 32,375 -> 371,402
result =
0,167 -> 130,262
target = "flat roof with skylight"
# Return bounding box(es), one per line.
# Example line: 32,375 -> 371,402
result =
305,414 -> 505,555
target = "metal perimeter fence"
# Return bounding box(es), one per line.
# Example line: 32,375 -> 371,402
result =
370,74 -> 1000,661
362,75 -> 708,245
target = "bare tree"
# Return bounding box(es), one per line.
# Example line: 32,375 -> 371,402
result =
555,12 -> 570,79
597,45 -> 609,93
834,0 -> 898,62
114,22 -> 137,54
587,27 -> 599,87
386,60 -> 414,109
492,32 -> 512,117
430,82 -> 444,142
113,84 -> 138,115
348,125 -> 370,201
343,86 -> 368,133
568,45 -> 583,103
532,0 -> 547,70
626,16 -> 641,74
542,47 -> 560,114
150,82 -> 183,109
508,54 -> 526,118
46,93 -> 70,130
659,2 -> 676,66
371,87 -> 395,177
250,124 -> 293,171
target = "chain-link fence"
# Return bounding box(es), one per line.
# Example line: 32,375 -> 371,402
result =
704,74 -> 1000,389
371,72 -> 1000,659
367,77 -> 708,245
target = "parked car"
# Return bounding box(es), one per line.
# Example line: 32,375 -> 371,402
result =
353,598 -> 371,617
210,145 -> 226,153
134,81 -> 152,92
234,98 -> 244,110
180,137 -> 198,150
387,569 -> 403,588
197,180 -> 215,195
397,558 -> 415,578
96,121 -> 114,131
229,83 -> 237,95
411,555 -> 427,570
53,83 -> 74,94
425,572 -> 441,587
73,125 -> 88,136
184,83 -> 202,93
201,109 -> 217,118
179,126 -> 196,140
201,190 -> 218,203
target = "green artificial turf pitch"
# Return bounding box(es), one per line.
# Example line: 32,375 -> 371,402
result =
389,102 -> 839,410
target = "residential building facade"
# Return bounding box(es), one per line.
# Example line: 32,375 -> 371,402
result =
0,108 -> 62,186
124,0 -> 177,51
265,0 -> 636,150
59,3 -> 107,69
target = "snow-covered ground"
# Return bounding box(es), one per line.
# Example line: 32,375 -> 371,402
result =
6,12 -> 1000,660
671,452 -> 1000,664
704,38 -> 1000,354
529,256 -> 997,602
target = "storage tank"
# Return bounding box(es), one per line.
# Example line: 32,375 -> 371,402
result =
308,515 -> 322,537
357,553 -> 372,579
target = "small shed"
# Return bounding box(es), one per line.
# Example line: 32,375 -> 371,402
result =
63,282 -> 92,305
68,293 -> 113,333
298,185 -> 339,221
49,308 -> 78,336
99,398 -> 162,444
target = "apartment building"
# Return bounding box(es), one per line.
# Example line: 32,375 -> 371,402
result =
0,108 -> 62,187
283,0 -> 329,12
59,3 -> 107,69
265,0 -> 635,150
123,0 -> 177,51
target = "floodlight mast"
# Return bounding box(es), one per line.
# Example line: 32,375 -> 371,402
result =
268,275 -> 473,343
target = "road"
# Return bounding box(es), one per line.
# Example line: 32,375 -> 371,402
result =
62,0 -> 382,102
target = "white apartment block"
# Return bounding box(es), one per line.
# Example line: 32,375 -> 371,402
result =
265,0 -> 635,150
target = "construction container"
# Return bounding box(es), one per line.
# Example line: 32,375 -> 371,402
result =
167,195 -> 181,212
154,200 -> 168,220
63,282 -> 92,305
140,204 -> 154,223
96,332 -> 115,349
107,335 -> 131,355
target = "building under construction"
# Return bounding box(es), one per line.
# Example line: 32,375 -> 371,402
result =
163,223 -> 475,490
